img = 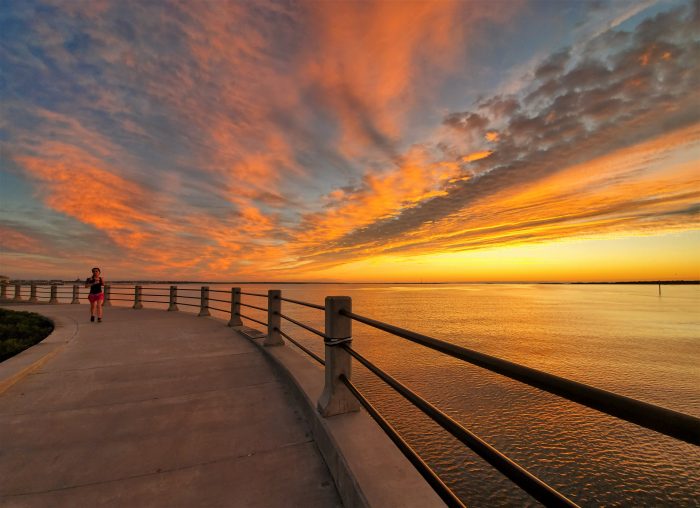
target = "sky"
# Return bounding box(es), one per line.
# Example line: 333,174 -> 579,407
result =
1,0 -> 699,282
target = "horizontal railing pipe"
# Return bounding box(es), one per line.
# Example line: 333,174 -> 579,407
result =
276,328 -> 325,366
240,302 -> 268,312
171,302 -> 200,308
341,310 -> 700,446
343,345 -> 579,507
279,296 -> 325,311
240,291 -> 267,298
340,374 -> 466,508
278,313 -> 326,338
239,314 -> 267,328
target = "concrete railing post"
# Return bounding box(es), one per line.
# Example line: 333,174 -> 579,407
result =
13,283 -> 23,302
168,285 -> 178,311
318,296 -> 360,417
70,284 -> 79,304
133,285 -> 143,309
0,281 -> 7,300
29,284 -> 38,303
265,289 -> 284,346
198,286 -> 210,317
228,287 -> 242,326
49,284 -> 59,304
103,285 -> 111,306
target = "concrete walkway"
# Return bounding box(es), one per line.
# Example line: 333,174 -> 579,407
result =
0,304 -> 341,507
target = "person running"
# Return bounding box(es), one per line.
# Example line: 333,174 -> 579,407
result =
85,267 -> 105,322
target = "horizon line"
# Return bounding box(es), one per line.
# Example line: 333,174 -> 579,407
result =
6,279 -> 699,285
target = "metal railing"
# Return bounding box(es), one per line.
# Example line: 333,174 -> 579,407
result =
2,280 -> 698,507
341,347 -> 574,506
342,310 -> 699,445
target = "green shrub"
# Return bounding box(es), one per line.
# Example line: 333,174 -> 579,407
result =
0,309 -> 54,362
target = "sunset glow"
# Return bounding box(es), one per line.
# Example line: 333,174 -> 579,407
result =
1,0 -> 698,282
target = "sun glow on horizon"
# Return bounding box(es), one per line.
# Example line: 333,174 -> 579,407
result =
299,230 -> 700,283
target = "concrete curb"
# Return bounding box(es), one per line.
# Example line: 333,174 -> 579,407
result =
240,329 -> 446,508
0,305 -> 80,395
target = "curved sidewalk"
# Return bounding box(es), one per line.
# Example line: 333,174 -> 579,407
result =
0,305 -> 341,507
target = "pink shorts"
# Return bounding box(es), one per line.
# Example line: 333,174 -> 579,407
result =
88,293 -> 104,303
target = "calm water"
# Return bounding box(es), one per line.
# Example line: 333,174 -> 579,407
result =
52,283 -> 700,506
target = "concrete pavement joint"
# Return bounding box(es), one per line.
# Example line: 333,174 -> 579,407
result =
0,379 -> 283,417
2,438 -> 316,499
19,350 -> 262,375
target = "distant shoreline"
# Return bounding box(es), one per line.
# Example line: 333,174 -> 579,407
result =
8,280 -> 700,285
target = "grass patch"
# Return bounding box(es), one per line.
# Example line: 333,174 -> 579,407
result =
0,308 -> 54,362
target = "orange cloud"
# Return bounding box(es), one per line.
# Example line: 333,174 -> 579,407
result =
281,123 -> 700,274
292,146 -> 464,253
392,124 -> 700,254
461,151 -> 493,163
304,2 -> 457,130
0,226 -> 44,254
299,1 -> 517,158
485,131 -> 500,142
16,143 -> 157,247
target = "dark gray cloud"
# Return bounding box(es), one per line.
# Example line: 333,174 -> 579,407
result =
0,211 -> 118,260
340,87 -> 400,161
478,96 -> 520,118
300,1 -> 700,260
534,49 -> 571,80
443,111 -> 489,132
560,60 -> 613,90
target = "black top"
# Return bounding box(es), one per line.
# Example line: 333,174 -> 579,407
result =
87,277 -> 103,294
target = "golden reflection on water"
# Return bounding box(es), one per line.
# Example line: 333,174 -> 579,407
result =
106,283 -> 699,506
